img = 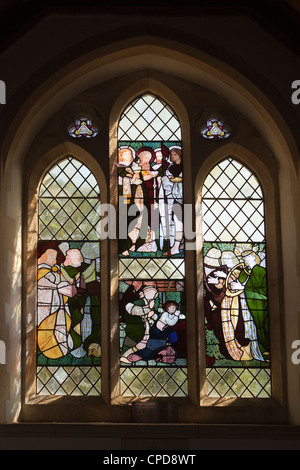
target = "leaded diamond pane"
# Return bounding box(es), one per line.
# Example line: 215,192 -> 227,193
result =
118,93 -> 181,141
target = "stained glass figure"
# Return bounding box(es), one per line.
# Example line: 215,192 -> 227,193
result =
118,94 -> 187,397
69,117 -> 98,139
201,117 -> 231,140
202,158 -> 271,398
37,157 -> 101,396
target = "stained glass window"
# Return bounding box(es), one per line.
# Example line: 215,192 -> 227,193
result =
37,157 -> 101,395
201,117 -> 231,140
202,158 -> 271,398
69,117 -> 98,139
118,94 -> 188,397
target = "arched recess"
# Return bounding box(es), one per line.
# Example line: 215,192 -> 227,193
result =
23,142 -> 110,419
195,143 -> 286,412
108,79 -> 198,404
0,36 -> 297,422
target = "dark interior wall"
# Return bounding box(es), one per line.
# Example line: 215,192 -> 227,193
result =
0,11 -> 299,147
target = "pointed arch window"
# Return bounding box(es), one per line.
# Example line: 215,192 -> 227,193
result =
36,156 -> 102,396
117,94 -> 188,397
202,157 -> 271,398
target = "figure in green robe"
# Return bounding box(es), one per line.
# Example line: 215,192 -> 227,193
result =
239,250 -> 269,357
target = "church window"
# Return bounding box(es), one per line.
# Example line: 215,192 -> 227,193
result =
201,117 -> 231,140
118,94 -> 188,397
30,92 -> 277,414
36,157 -> 101,396
69,117 -> 98,139
202,157 -> 271,398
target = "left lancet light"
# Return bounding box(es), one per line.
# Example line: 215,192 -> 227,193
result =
69,117 -> 98,138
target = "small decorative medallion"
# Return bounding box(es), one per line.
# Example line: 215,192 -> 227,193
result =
201,117 -> 231,140
69,117 -> 98,139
